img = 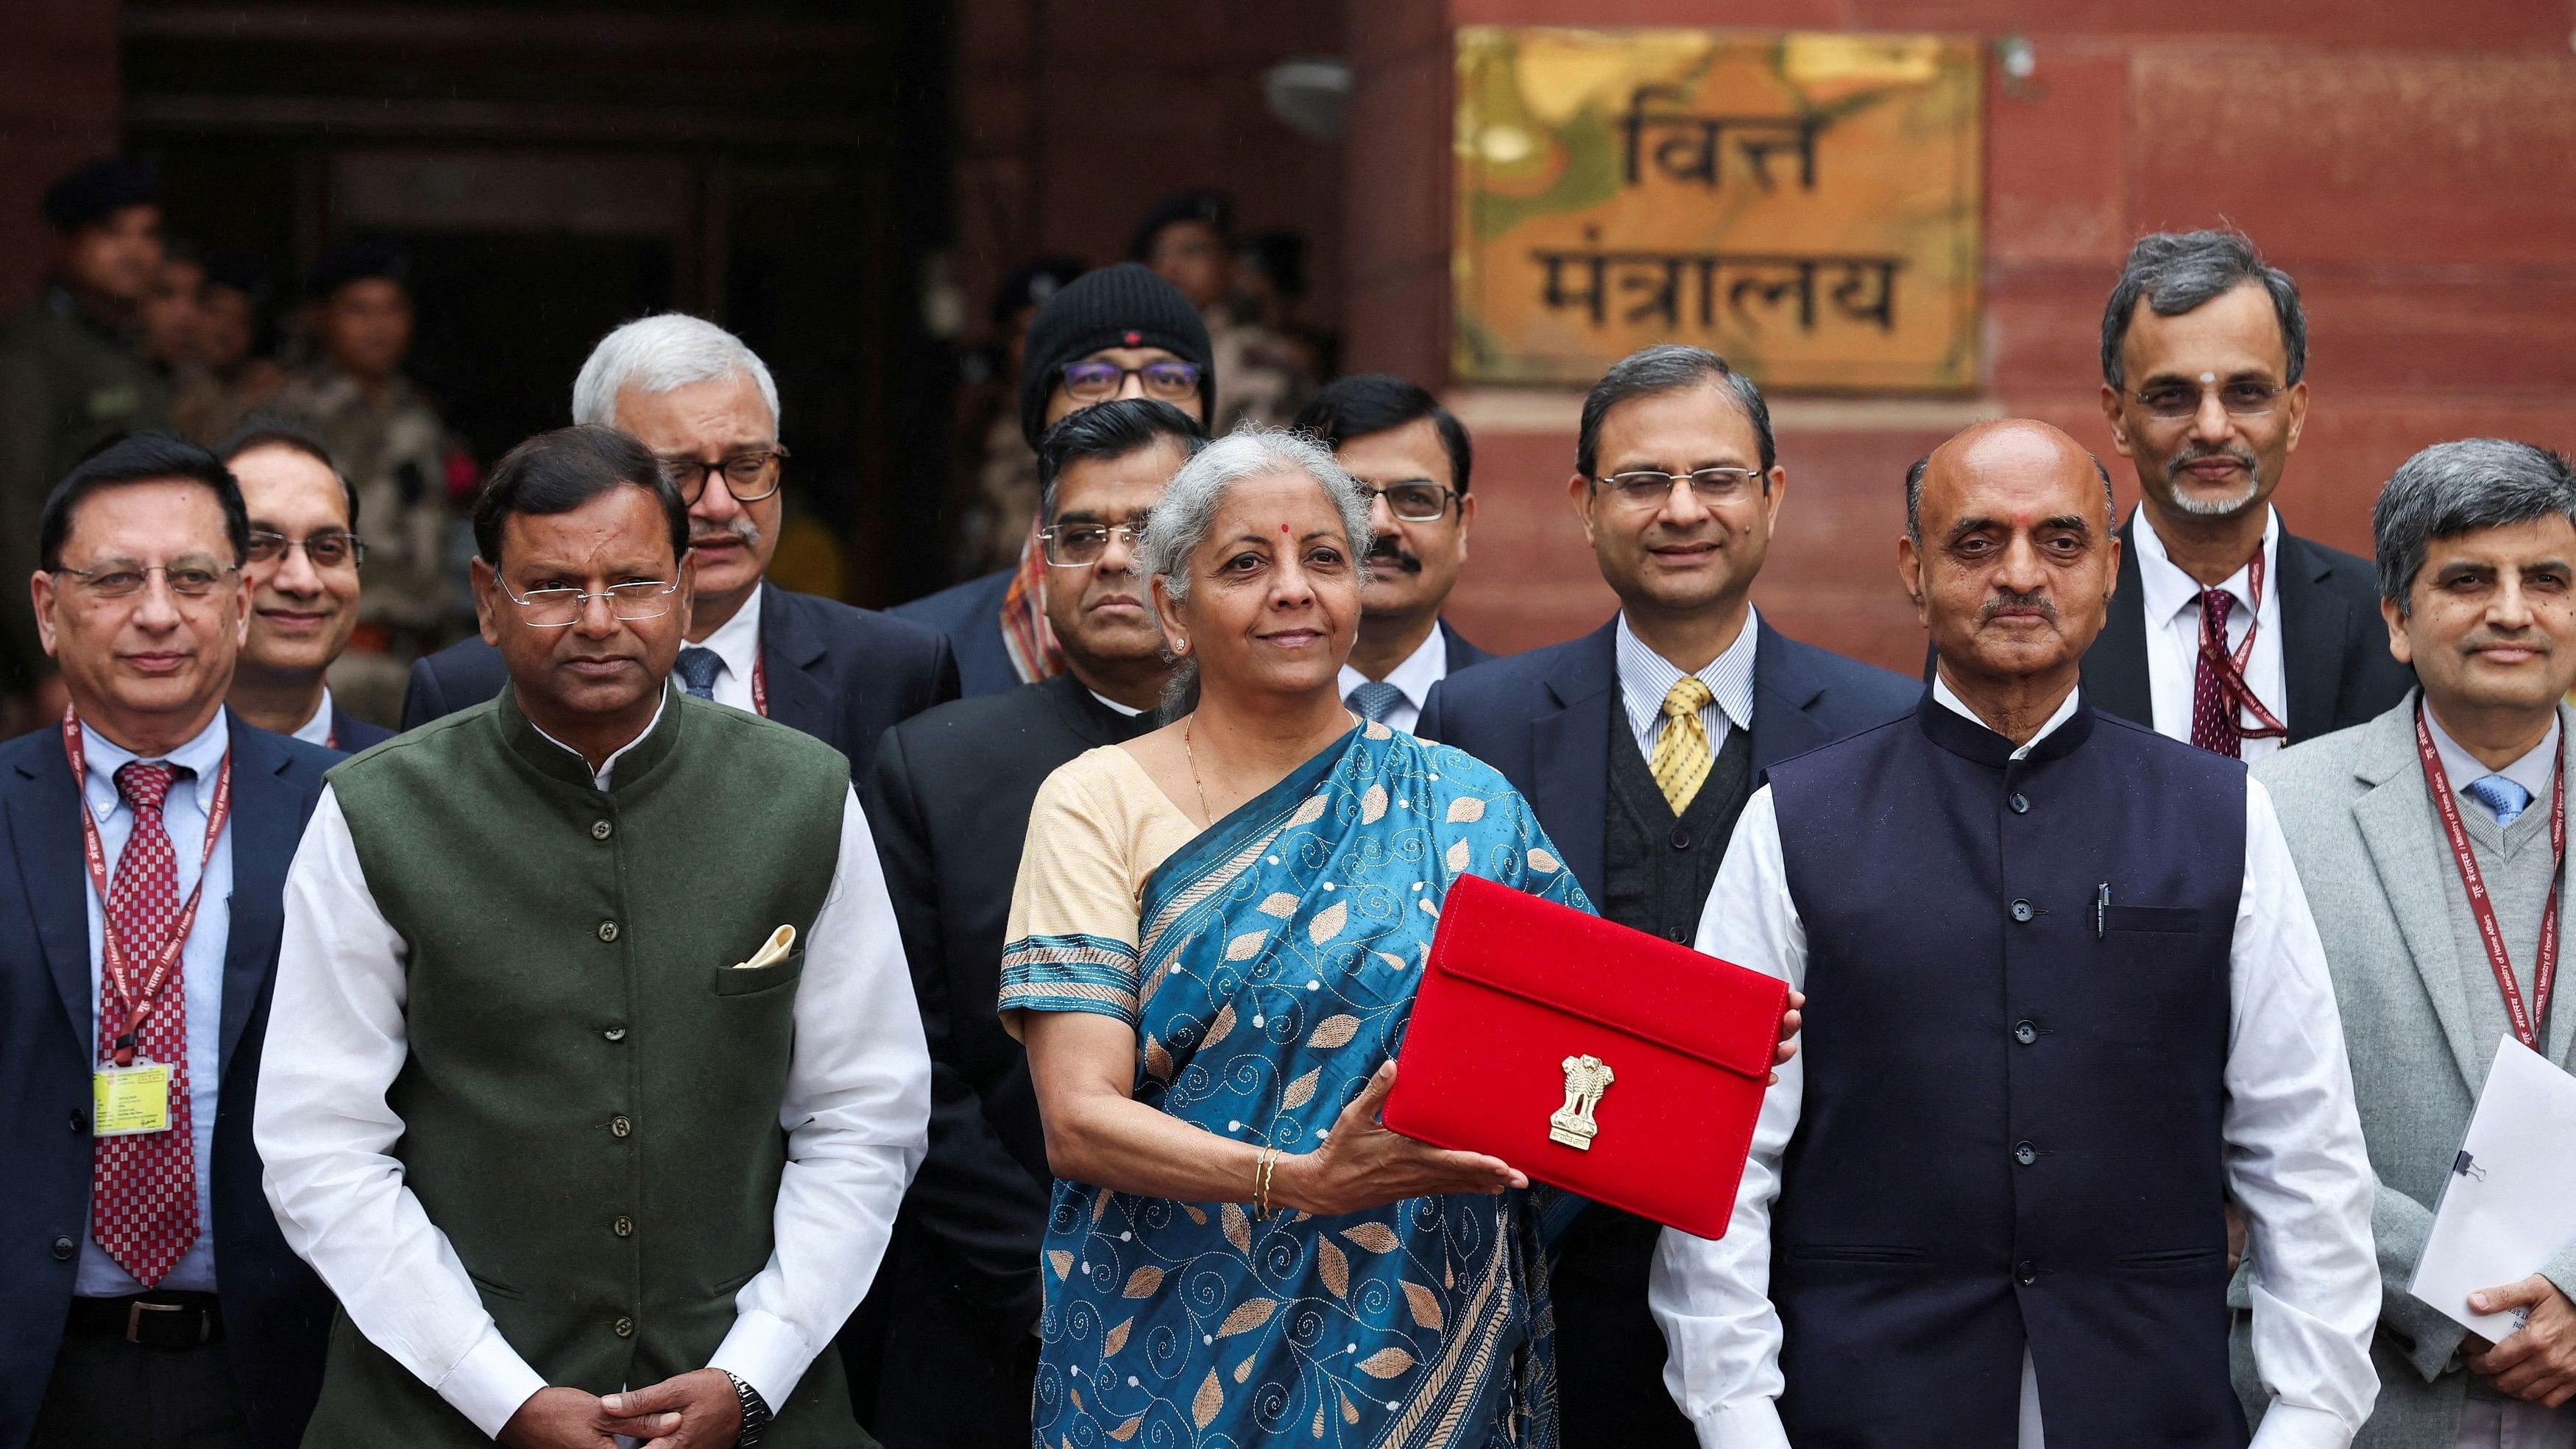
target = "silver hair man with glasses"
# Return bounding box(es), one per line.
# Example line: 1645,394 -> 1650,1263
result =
258,425 -> 929,1449
400,313 -> 957,780
2086,227 -> 2413,757
218,423 -> 392,753
2255,439 -> 2576,1448
1418,344 -> 1914,1448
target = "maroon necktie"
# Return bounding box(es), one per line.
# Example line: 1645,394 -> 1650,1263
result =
2189,590 -> 2242,758
91,760 -> 200,1286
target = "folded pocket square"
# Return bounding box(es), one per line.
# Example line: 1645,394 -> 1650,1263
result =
735,924 -> 796,970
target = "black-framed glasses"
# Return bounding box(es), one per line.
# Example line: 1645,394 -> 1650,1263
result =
494,577 -> 681,628
1590,467 -> 1765,509
51,561 -> 240,599
2127,379 -> 2282,420
1356,480 -> 1457,523
247,530 -> 367,570
1060,359 -> 1202,404
660,447 -> 788,505
1038,522 -> 1146,567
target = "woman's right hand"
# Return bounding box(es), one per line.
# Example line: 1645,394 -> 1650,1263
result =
1273,1061 -> 1526,1217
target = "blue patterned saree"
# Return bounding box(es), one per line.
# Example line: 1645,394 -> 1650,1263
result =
1002,721 -> 1593,1449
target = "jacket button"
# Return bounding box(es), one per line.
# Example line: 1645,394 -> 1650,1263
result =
2017,1259 -> 2039,1286
614,1316 -> 634,1338
1666,928 -> 1687,943
592,819 -> 614,841
68,1108 -> 86,1133
2008,793 -> 2030,815
51,1236 -> 75,1261
610,1115 -> 632,1138
598,921 -> 620,943
2013,1141 -> 2037,1167
613,1216 -> 634,1238
604,1026 -> 627,1043
2009,899 -> 2034,924
2013,1020 -> 2038,1046
1669,826 -> 1691,851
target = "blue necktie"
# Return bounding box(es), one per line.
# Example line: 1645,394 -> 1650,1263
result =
674,647 -> 722,701
2464,774 -> 2533,828
1346,681 -> 1405,725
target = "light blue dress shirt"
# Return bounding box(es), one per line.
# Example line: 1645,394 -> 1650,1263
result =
74,708 -> 232,1296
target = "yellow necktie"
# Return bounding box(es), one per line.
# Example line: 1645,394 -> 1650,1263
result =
1649,677 -> 1716,815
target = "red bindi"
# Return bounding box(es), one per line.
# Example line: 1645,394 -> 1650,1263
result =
1280,523 -> 1290,533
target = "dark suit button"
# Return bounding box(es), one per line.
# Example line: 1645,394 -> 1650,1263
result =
613,1216 -> 634,1238
2009,899 -> 2034,924
2009,793 -> 2030,815
2017,1259 -> 2038,1286
2013,1020 -> 2038,1046
2014,1141 -> 2037,1167
614,1316 -> 634,1338
592,819 -> 614,841
604,1025 -> 627,1042
68,1108 -> 86,1133
1666,929 -> 1687,943
1669,826 -> 1691,851
611,1115 -> 632,1138
51,1236 -> 75,1261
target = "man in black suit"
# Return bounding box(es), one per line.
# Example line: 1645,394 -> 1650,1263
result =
216,426 -> 392,754
850,399 -> 1204,1446
893,263 -> 1213,698
2086,228 -> 2411,755
1292,374 -> 1495,734
2,434 -> 335,1448
1418,346 -> 1915,1448
400,314 -> 955,776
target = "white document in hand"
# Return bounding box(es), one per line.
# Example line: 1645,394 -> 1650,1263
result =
2410,1037 -> 2576,1337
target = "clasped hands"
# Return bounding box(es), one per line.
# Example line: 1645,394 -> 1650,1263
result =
499,1368 -> 743,1449
2463,1274 -> 2576,1409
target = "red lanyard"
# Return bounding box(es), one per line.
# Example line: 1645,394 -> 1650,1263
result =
751,650 -> 768,718
2415,704 -> 2560,1052
2198,547 -> 2287,740
62,708 -> 233,1066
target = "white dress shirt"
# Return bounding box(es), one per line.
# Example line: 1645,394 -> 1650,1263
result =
256,726 -> 930,1438
74,709 -> 233,1297
684,584 -> 764,713
1652,681 -> 2381,1449
1338,621 -> 1450,736
2134,505 -> 2287,761
2423,705 -> 2559,826
1617,607 -> 1758,759
289,687 -> 338,748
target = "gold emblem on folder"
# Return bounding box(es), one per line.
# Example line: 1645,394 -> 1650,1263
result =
1550,1053 -> 1616,1149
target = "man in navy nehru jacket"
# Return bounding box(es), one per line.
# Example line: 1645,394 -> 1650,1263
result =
1652,419 -> 2381,1448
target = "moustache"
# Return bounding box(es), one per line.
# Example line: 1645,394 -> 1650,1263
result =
1366,543 -> 1423,575
690,517 -> 762,550
2165,445 -> 2259,483
1979,591 -> 2059,624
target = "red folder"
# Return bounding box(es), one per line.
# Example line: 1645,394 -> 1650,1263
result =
1382,874 -> 1787,1239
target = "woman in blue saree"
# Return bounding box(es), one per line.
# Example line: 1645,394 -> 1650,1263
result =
1000,428 -> 1592,1448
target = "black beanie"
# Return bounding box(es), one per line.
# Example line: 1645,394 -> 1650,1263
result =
1018,262 -> 1214,450
42,158 -> 158,232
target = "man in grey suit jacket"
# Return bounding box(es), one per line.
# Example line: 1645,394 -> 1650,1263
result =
2254,438 -> 2576,1446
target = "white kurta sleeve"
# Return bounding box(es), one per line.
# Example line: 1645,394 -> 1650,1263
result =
255,786 -> 549,1438
1650,784 -> 1806,1449
2227,778 -> 2382,1448
707,783 -> 933,1409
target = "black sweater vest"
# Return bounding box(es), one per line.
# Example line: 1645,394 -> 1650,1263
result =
1602,698 -> 1755,944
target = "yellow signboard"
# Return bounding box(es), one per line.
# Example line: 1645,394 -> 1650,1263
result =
1454,27 -> 1983,392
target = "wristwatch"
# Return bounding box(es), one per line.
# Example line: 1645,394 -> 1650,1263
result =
721,1370 -> 772,1448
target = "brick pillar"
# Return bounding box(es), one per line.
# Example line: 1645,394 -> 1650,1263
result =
0,0 -> 121,311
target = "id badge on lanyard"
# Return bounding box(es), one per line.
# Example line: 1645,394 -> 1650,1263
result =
94,1060 -> 174,1136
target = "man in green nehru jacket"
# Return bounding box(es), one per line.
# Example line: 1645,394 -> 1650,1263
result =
255,425 -> 930,1448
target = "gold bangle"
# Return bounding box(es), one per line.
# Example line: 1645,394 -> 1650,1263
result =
1254,1147 -> 1278,1219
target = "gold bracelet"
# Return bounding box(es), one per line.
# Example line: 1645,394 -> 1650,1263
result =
1253,1147 -> 1278,1219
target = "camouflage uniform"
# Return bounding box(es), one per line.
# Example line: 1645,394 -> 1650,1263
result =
0,287 -> 174,692
1206,308 -> 1312,431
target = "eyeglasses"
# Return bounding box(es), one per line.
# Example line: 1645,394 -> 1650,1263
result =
1590,467 -> 1766,509
1038,521 -> 1145,567
494,576 -> 681,628
51,561 -> 240,599
246,530 -> 367,570
2127,380 -> 2283,420
1060,359 -> 1202,404
660,447 -> 788,505
1356,481 -> 1457,523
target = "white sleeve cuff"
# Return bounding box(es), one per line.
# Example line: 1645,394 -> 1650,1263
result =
2246,1400 -> 2358,1449
436,1323 -> 549,1439
708,1308 -> 815,1415
1694,1398 -> 1792,1449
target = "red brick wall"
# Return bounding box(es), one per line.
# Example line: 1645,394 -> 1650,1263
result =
1349,0 -> 2576,671
0,0 -> 121,311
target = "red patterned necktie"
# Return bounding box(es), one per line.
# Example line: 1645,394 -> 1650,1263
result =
91,760 -> 199,1287
2189,590 -> 2243,758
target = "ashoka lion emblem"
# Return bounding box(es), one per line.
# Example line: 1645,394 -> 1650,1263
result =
1549,1052 -> 1615,1150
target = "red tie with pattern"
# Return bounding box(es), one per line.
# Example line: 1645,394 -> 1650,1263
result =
91,760 -> 199,1286
2189,590 -> 2242,758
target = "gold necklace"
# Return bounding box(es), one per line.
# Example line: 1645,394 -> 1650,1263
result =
1183,710 -> 1364,827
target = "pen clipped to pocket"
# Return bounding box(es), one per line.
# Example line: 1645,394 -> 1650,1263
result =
735,924 -> 796,969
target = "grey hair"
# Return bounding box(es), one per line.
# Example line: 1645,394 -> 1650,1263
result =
570,313 -> 782,431
2101,229 -> 2304,392
2374,439 -> 2576,617
1904,452 -> 2115,544
1141,425 -> 1372,717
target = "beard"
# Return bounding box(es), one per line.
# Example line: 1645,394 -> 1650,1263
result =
2162,447 -> 2265,517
